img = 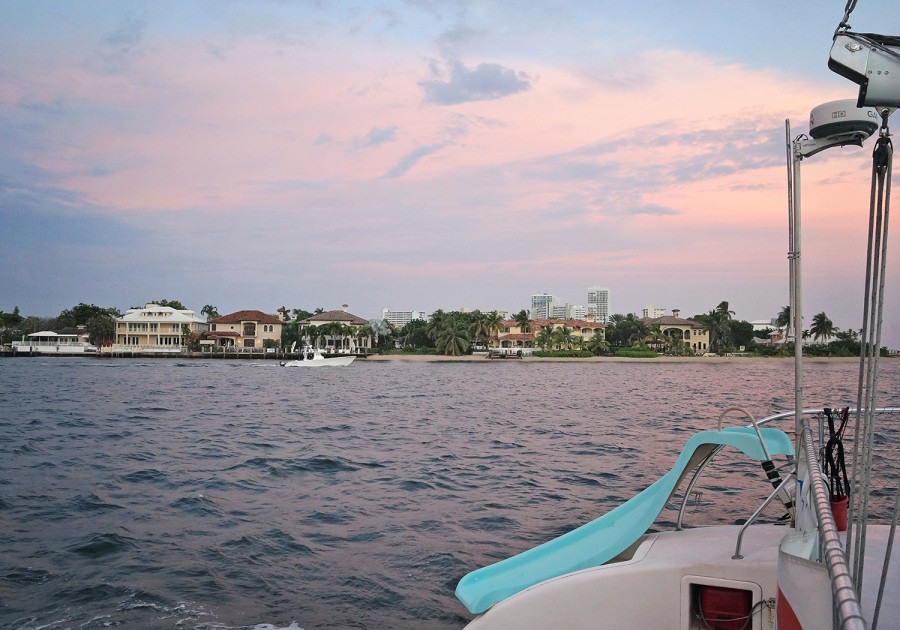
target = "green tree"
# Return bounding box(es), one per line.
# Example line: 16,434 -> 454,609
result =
483,310 -> 504,347
587,333 -> 610,355
181,324 -> 200,351
730,320 -> 756,350
534,324 -> 555,350
57,303 -> 121,327
153,299 -> 187,310
282,322 -> 302,350
552,324 -> 574,350
468,310 -> 491,349
810,312 -> 836,341
513,309 -> 531,333
201,305 -> 220,320
400,319 -> 432,349
433,319 -> 471,356
776,305 -> 791,331
85,315 -> 116,345
292,308 -> 313,321
697,309 -> 731,353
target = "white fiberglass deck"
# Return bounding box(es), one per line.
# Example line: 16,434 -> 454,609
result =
461,523 -> 899,630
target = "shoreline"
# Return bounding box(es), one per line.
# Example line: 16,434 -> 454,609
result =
365,354 -> 880,363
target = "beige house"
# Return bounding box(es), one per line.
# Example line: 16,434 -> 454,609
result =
298,306 -> 372,352
641,309 -> 709,353
113,304 -> 209,352
206,310 -> 283,348
494,318 -> 606,349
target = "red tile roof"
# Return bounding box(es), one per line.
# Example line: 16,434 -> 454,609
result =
503,318 -> 605,329
208,310 -> 283,325
499,333 -> 535,340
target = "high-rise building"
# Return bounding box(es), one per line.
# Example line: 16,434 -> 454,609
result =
642,304 -> 667,319
551,303 -> 587,320
530,293 -> 559,320
587,287 -> 610,323
381,308 -> 425,328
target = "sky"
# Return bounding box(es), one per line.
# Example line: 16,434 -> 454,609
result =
2,1 -> 899,347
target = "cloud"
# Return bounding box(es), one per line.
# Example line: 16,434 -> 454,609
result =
621,203 -> 679,216
92,18 -> 147,74
383,142 -> 449,178
362,125 -> 398,147
419,60 -> 532,105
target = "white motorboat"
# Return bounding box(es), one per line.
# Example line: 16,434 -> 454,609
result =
281,346 -> 355,367
455,5 -> 899,628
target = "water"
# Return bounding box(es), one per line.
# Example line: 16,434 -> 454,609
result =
1,357 -> 898,629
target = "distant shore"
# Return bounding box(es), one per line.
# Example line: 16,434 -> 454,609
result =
366,354 -> 879,363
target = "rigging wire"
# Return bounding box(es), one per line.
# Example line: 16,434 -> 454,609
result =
847,110 -> 893,621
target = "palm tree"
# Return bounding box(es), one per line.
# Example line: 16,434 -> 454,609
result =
513,309 -> 531,334
776,305 -> 791,331
434,320 -> 471,356
425,309 -> 447,342
700,309 -> 730,353
534,324 -> 555,351
810,312 -> 836,341
587,333 -> 610,356
468,310 -> 491,349
715,301 -> 735,321
484,310 -> 504,348
201,305 -> 219,320
605,313 -> 626,347
553,324 -> 574,350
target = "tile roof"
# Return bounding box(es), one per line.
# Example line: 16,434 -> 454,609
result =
299,310 -> 368,326
208,310 -> 283,325
499,333 -> 535,340
504,318 -> 605,329
641,315 -> 703,329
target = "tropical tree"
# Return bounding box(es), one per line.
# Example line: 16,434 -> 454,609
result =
201,305 -> 220,320
425,309 -> 447,341
513,309 -> 531,333
85,314 -> 116,345
399,319 -> 431,348
552,324 -> 574,350
534,324 -> 555,350
587,333 -> 610,355
468,310 -> 491,349
181,324 -> 201,351
151,299 -> 187,310
57,303 -> 121,327
810,312 -> 836,341
483,310 -> 504,348
715,301 -> 735,321
697,309 -> 731,353
433,319 -> 471,356
776,305 -> 791,331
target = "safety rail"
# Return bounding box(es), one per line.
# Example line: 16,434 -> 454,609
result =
799,416 -> 867,630
675,407 -> 900,630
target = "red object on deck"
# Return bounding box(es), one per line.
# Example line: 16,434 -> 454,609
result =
832,495 -> 848,531
700,585 -> 753,630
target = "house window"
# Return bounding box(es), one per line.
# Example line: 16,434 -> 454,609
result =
243,339 -> 255,347
243,324 -> 256,336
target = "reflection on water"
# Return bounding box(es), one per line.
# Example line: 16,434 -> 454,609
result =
0,358 -> 897,629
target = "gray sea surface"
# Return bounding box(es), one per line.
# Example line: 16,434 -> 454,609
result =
1,357 -> 898,629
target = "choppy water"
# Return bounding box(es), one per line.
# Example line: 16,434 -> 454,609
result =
1,357 -> 898,629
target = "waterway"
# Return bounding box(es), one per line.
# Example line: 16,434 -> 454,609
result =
1,357 -> 898,629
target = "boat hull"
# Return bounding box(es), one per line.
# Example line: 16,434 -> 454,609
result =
282,356 -> 355,367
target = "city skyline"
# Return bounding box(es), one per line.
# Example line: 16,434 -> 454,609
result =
2,2 -> 898,347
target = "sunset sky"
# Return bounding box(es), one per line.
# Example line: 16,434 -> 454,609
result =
2,1 -> 898,346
